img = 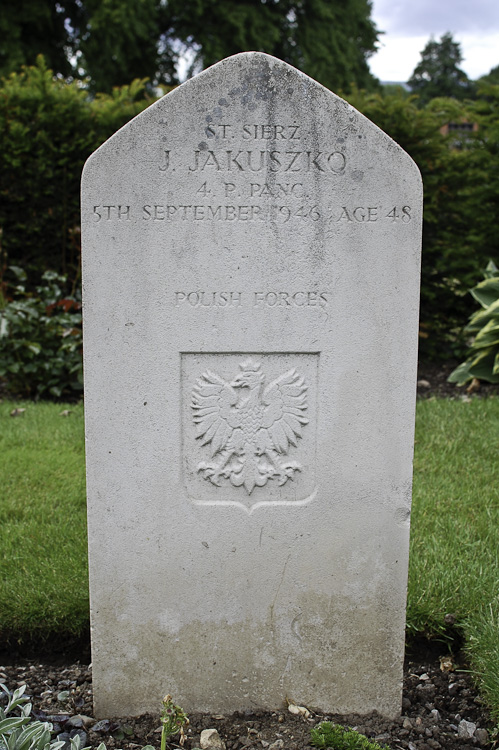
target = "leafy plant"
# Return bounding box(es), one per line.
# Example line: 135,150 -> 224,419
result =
448,261 -> 499,385
0,267 -> 82,399
310,722 -> 389,750
160,695 -> 189,749
0,683 -> 97,750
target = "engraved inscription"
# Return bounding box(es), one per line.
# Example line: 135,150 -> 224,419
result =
93,205 -> 130,221
337,206 -> 412,223
175,291 -> 244,307
91,203 -> 412,224
204,123 -> 301,140
186,150 -> 346,173
142,204 -> 321,222
174,291 -> 328,308
192,359 -> 308,494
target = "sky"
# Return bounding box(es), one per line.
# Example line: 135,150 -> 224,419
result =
369,0 -> 499,82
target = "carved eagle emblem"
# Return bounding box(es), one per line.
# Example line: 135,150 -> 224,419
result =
191,359 -> 309,494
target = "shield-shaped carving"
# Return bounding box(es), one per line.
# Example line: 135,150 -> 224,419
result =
182,352 -> 318,512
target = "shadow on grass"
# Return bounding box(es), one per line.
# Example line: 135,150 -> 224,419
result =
0,628 -> 91,666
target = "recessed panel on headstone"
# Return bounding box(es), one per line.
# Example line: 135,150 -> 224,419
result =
82,53 -> 422,719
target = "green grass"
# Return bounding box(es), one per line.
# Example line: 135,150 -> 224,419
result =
409,396 -> 499,719
0,401 -> 88,640
0,397 -> 498,719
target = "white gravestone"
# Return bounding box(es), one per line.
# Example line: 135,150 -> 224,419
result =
82,52 -> 422,719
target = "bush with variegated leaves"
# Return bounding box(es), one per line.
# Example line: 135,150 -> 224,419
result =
448,261 -> 499,385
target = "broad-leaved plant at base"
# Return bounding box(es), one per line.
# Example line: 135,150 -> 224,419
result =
0,683 -> 100,750
448,261 -> 499,385
0,682 -> 162,750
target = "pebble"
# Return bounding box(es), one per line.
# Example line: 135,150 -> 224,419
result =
403,718 -> 413,729
66,716 -> 83,729
287,704 -> 311,718
458,719 -> 477,739
475,728 -> 489,745
92,719 -> 112,733
417,683 -> 436,695
417,380 -> 431,388
67,715 -> 95,729
200,728 -> 226,750
267,741 -> 284,750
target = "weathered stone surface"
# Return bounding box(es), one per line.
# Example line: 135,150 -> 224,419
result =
82,52 -> 422,719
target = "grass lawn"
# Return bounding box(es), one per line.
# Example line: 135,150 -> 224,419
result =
0,401 -> 88,638
0,397 -> 498,718
409,397 -> 499,719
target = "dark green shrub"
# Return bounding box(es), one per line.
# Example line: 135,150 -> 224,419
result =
0,267 -> 82,399
0,56 -> 156,288
346,88 -> 491,360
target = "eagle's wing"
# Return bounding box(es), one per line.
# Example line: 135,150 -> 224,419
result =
191,370 -> 240,456
261,369 -> 308,453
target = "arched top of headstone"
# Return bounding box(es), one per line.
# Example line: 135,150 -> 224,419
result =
83,51 -> 421,193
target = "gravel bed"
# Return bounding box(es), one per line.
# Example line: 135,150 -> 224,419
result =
0,643 -> 493,750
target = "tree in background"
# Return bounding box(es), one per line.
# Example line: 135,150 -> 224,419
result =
0,0 -> 78,79
73,0 -> 176,93
478,64 -> 499,86
0,0 -> 380,94
169,0 -> 380,92
408,32 -> 475,104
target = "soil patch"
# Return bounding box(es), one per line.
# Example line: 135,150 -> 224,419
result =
416,362 -> 498,400
0,640 -> 493,750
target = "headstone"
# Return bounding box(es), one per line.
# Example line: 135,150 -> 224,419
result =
82,52 -> 422,719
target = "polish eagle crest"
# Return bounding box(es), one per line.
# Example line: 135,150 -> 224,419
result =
191,359 -> 309,494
